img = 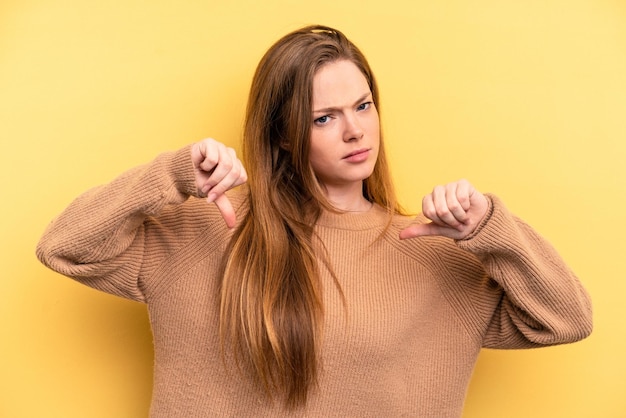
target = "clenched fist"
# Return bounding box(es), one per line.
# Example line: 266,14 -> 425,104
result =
191,138 -> 247,228
400,179 -> 489,240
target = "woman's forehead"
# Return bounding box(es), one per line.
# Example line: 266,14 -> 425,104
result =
312,60 -> 370,109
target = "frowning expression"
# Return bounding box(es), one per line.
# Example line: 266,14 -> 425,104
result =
309,60 -> 380,192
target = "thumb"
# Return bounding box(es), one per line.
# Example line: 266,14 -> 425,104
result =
212,193 -> 237,228
399,223 -> 449,240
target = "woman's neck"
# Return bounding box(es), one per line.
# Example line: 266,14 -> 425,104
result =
323,182 -> 372,212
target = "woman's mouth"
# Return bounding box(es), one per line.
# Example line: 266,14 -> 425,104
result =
342,148 -> 371,163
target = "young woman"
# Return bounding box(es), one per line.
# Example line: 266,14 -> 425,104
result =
37,25 -> 592,417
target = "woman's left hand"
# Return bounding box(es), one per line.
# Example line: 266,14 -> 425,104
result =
399,179 -> 489,240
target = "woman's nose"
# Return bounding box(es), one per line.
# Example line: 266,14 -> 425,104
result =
343,113 -> 364,142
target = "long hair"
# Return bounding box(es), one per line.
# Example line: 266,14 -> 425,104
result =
219,25 -> 403,409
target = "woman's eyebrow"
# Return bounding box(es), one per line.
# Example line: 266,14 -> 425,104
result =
312,92 -> 372,114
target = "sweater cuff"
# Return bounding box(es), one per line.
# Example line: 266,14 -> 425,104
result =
455,194 -> 495,243
166,144 -> 198,198
455,193 -> 520,255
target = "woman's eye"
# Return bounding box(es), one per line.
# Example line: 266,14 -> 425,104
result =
357,102 -> 372,111
314,115 -> 330,125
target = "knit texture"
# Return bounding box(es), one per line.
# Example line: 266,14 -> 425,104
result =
36,146 -> 592,417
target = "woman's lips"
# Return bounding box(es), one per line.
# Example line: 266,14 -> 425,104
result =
342,148 -> 370,163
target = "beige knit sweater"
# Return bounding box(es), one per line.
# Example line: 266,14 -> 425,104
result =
37,145 -> 592,417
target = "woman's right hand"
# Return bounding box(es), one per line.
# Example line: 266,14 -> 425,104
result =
190,138 -> 248,228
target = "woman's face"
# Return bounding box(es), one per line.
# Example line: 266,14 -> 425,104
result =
309,59 -> 380,194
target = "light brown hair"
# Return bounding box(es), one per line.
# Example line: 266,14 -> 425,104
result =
219,25 -> 403,409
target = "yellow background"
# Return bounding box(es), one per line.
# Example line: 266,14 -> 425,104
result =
1,1 -> 624,417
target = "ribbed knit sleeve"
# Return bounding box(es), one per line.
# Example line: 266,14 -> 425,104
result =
36,145 -> 204,302
454,194 -> 593,348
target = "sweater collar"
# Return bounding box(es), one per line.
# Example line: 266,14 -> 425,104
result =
315,203 -> 390,231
